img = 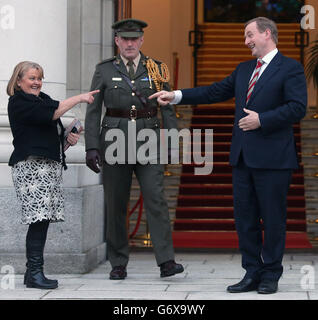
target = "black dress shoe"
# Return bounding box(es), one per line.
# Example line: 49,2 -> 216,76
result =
227,278 -> 259,293
160,260 -> 184,278
258,280 -> 278,294
109,266 -> 127,280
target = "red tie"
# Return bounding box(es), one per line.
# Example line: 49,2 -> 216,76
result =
246,59 -> 263,104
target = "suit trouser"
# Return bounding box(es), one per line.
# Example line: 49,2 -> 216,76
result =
232,154 -> 292,281
103,162 -> 175,267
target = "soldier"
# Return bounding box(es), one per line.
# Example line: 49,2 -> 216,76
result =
84,18 -> 184,280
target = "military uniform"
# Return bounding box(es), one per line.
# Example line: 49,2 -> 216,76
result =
84,19 -> 180,274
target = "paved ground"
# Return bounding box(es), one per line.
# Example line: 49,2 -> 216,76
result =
0,251 -> 317,301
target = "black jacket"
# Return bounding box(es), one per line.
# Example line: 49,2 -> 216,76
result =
8,90 -> 67,169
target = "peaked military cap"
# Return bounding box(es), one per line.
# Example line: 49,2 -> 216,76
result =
112,18 -> 147,38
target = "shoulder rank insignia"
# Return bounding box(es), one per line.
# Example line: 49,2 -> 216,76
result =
97,56 -> 116,66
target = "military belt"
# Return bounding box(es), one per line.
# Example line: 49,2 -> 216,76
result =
106,106 -> 157,120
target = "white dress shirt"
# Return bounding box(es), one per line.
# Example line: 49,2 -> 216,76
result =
120,53 -> 141,74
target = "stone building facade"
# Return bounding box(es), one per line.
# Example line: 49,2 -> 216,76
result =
0,0 -> 114,273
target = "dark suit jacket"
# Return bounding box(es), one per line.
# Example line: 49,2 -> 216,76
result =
180,51 -> 307,169
8,90 -> 66,167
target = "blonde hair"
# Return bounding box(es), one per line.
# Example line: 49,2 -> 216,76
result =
6,61 -> 44,96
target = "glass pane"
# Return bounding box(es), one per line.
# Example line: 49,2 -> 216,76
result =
204,0 -> 303,23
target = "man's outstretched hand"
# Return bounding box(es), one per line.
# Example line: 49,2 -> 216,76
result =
148,90 -> 175,106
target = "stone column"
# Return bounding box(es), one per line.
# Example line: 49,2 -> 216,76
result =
0,0 -> 109,273
0,0 -> 68,183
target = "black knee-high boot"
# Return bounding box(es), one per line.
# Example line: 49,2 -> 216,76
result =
25,220 -> 58,289
24,249 -> 58,286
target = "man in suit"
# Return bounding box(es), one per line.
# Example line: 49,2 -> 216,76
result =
84,19 -> 184,280
150,17 -> 307,294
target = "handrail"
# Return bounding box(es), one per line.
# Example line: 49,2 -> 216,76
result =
173,52 -> 179,90
128,195 -> 143,239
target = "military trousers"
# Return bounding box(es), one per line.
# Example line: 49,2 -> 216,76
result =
102,162 -> 175,267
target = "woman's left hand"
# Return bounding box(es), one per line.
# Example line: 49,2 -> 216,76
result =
66,132 -> 80,146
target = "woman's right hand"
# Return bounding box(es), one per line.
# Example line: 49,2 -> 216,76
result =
53,90 -> 100,120
80,90 -> 100,104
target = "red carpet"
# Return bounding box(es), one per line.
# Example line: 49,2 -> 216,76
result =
172,103 -> 312,249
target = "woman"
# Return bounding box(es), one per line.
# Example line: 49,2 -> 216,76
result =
7,61 -> 99,289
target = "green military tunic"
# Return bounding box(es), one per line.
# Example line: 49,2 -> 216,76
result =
84,53 -> 177,267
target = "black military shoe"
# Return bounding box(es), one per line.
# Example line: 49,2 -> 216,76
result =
227,278 -> 259,293
160,260 -> 184,278
257,280 -> 278,294
109,266 -> 127,280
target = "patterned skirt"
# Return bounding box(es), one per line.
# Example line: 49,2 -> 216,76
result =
12,157 -> 65,225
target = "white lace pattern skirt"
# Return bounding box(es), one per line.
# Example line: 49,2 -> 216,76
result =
12,157 -> 65,225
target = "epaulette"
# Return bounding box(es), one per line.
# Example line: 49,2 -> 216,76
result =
97,56 -> 116,66
145,56 -> 162,65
